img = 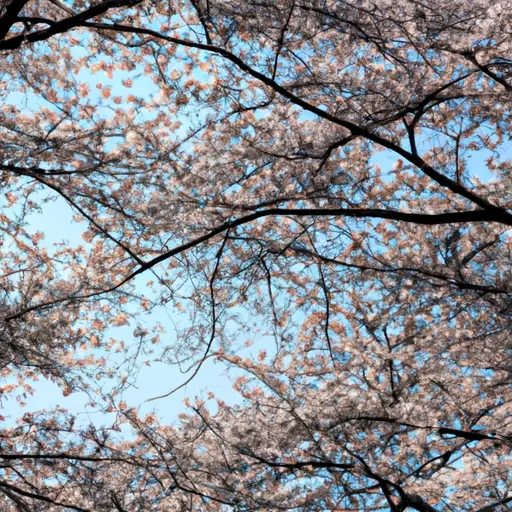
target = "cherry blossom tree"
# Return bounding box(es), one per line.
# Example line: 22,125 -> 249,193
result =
0,0 -> 511,509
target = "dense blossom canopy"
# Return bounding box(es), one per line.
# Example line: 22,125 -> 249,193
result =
0,0 -> 511,510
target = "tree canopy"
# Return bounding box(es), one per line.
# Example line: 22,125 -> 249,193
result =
0,0 -> 511,510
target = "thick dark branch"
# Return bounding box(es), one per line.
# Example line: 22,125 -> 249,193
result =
0,480 -> 90,511
0,162 -> 101,176
248,453 -> 354,472
0,0 -> 31,40
330,415 -> 501,443
0,0 -> 143,49
462,51 -> 512,92
0,452 -> 124,462
128,206 -> 509,284
4,206 -> 506,321
475,496 -> 512,512
111,492 -> 128,512
438,427 -> 497,442
401,494 -> 440,512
